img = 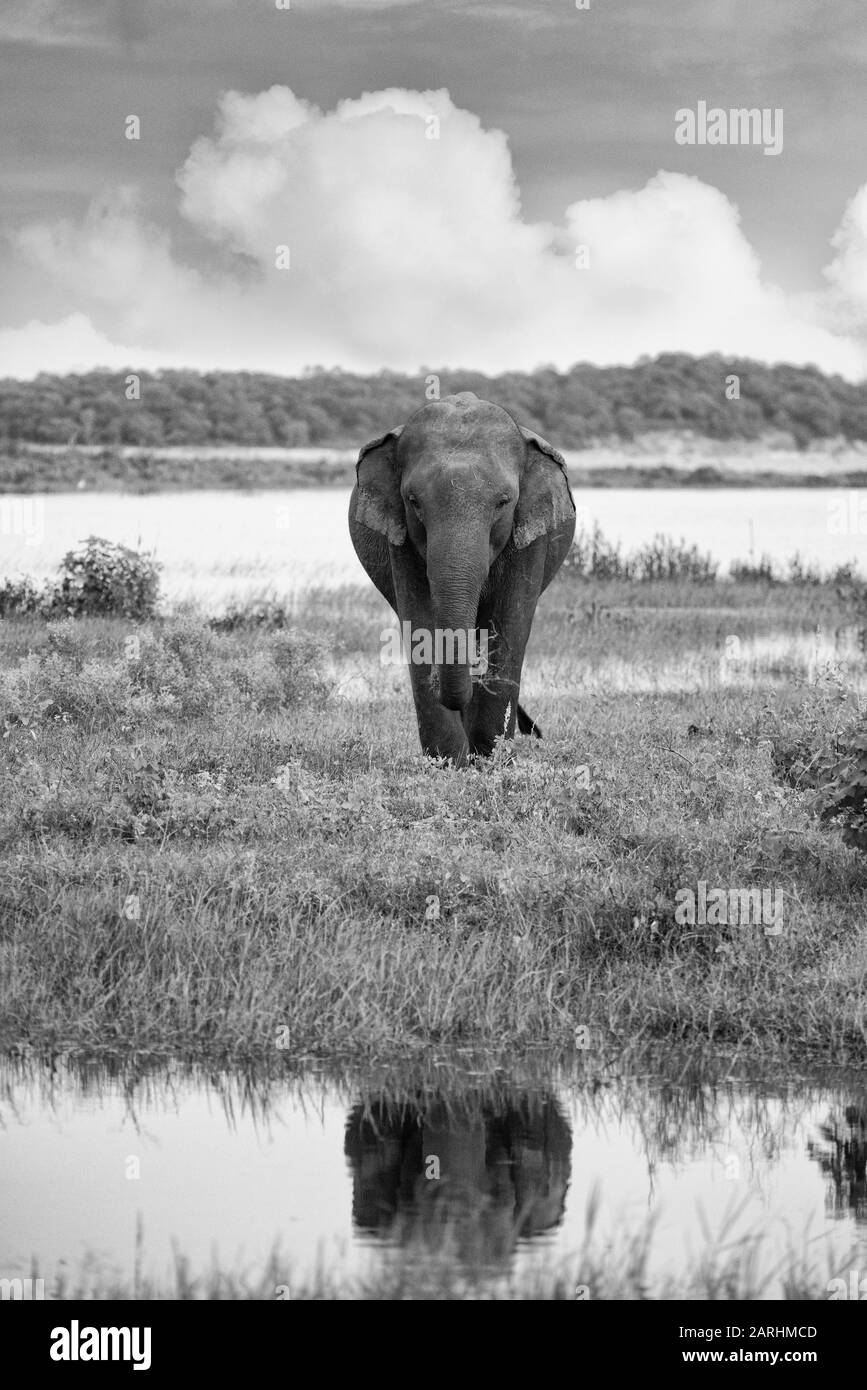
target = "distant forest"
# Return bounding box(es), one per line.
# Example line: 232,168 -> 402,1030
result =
1,354 -> 866,450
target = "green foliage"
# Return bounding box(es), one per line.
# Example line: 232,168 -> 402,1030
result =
0,575 -> 46,617
210,598 -> 294,632
564,523 -> 718,582
0,615 -> 332,739
53,537 -> 161,619
769,664 -> 867,852
0,538 -> 160,621
2,354 -> 866,450
2,578 -> 866,1063
785,553 -> 824,586
729,556 -> 777,584
814,727 -> 867,852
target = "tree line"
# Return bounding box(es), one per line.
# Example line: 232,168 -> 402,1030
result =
1,354 -> 865,450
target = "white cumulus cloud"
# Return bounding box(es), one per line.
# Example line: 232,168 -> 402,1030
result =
2,84 -> 866,380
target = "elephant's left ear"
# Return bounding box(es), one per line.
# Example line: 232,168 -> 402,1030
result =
353,426 -> 405,545
513,428 -> 576,548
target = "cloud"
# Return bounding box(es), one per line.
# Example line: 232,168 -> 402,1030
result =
0,313 -> 172,378
823,184 -> 867,324
0,0 -> 144,48
0,0 -> 428,47
2,84 -> 866,380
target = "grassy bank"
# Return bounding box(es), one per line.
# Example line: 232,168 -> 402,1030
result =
0,570 -> 866,1061
23,1238 -> 846,1301
0,445 -> 356,492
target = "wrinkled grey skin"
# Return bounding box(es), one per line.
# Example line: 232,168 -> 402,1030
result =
348,392 -> 576,763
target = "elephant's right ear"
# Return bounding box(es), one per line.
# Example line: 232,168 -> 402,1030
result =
353,427 -> 406,545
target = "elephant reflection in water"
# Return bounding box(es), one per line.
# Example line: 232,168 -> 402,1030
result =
343,1091 -> 572,1263
808,1104 -> 867,1221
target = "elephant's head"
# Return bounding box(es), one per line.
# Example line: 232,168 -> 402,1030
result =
353,392 -> 573,712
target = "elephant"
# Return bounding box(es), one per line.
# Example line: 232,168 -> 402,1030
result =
343,1089 -> 572,1265
349,392 -> 576,763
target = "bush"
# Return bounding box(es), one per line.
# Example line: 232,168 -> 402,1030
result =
785,552 -> 823,586
122,618 -> 331,719
266,628 -> 333,706
0,576 -> 47,617
729,556 -> 777,584
51,536 -> 160,619
632,534 -> 717,583
770,675 -> 867,853
563,523 -> 717,582
563,523 -> 629,580
814,726 -> 867,852
210,598 -> 294,632
0,616 -> 333,733
125,618 -> 223,718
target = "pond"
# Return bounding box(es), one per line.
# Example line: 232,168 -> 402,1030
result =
2,1054 -> 865,1298
0,487 -> 859,607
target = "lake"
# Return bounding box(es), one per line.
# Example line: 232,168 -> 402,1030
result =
0,487 -> 861,606
1,1054 -> 865,1298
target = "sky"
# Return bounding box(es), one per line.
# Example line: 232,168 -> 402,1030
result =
1,0 -> 867,379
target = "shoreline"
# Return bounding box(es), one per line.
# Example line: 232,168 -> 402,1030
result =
3,439 -> 867,492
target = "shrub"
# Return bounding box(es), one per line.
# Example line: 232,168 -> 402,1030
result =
0,616 -> 333,733
51,536 -> 160,619
125,618 -> 222,718
814,725 -> 867,852
123,619 -> 331,718
0,576 -> 48,617
563,523 -> 629,580
564,523 -> 717,582
632,534 -> 717,583
729,556 -> 777,584
45,619 -> 89,670
210,598 -> 294,632
267,628 -> 332,706
786,552 -> 823,586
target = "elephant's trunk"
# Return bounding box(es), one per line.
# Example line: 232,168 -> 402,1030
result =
427,540 -> 487,712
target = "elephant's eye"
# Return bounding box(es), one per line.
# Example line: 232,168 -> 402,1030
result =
496,496 -> 511,509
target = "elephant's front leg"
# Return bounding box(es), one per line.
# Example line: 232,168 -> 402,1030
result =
388,546 -> 469,765
464,543 -> 547,757
463,651 -> 523,757
407,659 -> 470,765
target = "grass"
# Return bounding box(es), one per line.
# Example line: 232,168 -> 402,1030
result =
1,566 -> 866,1063
24,1234 -> 849,1301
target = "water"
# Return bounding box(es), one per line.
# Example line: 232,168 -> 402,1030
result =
0,488 -> 860,606
2,1055 -> 865,1297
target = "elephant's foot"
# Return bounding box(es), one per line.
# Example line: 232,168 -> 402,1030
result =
417,709 -> 470,766
463,688 -> 520,758
423,737 -> 470,767
467,732 -> 507,759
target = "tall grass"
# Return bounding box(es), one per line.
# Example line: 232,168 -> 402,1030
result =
0,569 -> 866,1060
